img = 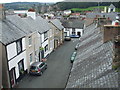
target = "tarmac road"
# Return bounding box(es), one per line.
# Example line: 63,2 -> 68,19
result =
16,38 -> 79,88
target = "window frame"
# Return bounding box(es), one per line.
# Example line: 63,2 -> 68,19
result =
44,44 -> 48,52
28,36 -> 32,46
16,39 -> 22,54
29,53 -> 33,63
44,31 -> 48,41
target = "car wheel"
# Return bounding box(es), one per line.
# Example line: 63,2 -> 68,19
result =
38,72 -> 43,76
40,72 -> 43,76
45,66 -> 47,69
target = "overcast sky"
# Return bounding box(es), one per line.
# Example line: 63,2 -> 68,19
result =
0,0 -> 64,3
0,0 -> 119,3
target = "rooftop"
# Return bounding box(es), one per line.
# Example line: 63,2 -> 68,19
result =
66,23 -> 119,88
61,19 -> 84,29
1,19 -> 26,45
50,19 -> 64,30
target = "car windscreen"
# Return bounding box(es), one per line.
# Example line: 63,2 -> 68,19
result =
30,66 -> 37,70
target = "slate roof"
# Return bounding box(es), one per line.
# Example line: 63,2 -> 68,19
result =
50,19 -> 64,30
66,23 -> 119,88
22,16 -> 50,34
86,12 -> 118,21
1,15 -> 50,45
1,19 -> 26,45
61,19 -> 84,29
35,16 -> 50,33
109,4 -> 116,9
6,15 -> 34,34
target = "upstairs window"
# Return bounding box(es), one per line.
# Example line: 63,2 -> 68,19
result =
44,45 -> 48,52
30,53 -> 33,63
16,39 -> 22,54
29,36 -> 32,46
72,28 -> 75,35
44,31 -> 48,40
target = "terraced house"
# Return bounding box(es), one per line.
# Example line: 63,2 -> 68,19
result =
49,19 -> 64,49
1,5 -> 64,88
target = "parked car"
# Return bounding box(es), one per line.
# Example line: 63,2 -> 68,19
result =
70,52 -> 77,63
70,35 -> 79,38
29,62 -> 47,76
64,36 -> 71,41
75,43 -> 79,50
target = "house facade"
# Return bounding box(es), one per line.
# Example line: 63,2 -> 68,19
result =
35,16 -> 51,59
108,4 -> 116,13
48,28 -> 54,54
49,19 -> 64,49
61,19 -> 84,37
1,18 -> 27,88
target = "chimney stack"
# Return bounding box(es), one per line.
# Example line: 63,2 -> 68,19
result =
0,4 -> 5,20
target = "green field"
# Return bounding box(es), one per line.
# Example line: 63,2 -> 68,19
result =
70,6 -> 120,12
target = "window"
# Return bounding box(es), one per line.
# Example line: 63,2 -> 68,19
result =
66,28 -> 69,31
39,63 -> 44,68
72,28 -> 75,35
16,39 -> 22,54
44,45 -> 48,52
30,53 -> 33,63
28,36 -> 32,46
44,31 -> 48,40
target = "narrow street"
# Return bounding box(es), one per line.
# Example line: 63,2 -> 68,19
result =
16,38 -> 79,88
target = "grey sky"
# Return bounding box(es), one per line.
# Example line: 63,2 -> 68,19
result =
0,0 -> 64,3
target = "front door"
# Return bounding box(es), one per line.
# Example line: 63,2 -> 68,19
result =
18,60 -> 24,75
10,68 -> 16,87
77,32 -> 81,37
41,50 -> 44,59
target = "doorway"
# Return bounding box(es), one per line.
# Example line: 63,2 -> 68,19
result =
77,32 -> 81,37
18,60 -> 24,81
9,68 -> 16,87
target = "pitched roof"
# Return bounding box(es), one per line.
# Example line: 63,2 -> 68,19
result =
35,16 -> 50,33
50,19 -> 64,30
66,23 -> 118,88
109,4 -> 116,9
1,19 -> 26,45
61,19 -> 84,29
6,15 -> 34,34
86,12 -> 118,21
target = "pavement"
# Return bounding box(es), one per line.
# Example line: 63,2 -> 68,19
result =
15,38 -> 79,88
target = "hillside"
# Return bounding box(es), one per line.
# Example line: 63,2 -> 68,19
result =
55,2 -> 120,10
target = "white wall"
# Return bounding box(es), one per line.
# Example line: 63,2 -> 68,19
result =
64,28 -> 70,36
27,12 -> 36,19
22,38 -> 26,50
41,33 -> 45,43
42,39 -> 49,57
64,28 -> 83,36
7,37 -> 27,79
14,10 -> 28,14
64,10 -> 71,15
7,38 -> 26,60
76,29 -> 83,36
108,8 -> 115,13
8,51 -> 27,79
7,42 -> 17,60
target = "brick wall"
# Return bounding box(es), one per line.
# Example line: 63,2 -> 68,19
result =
103,25 -> 120,43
